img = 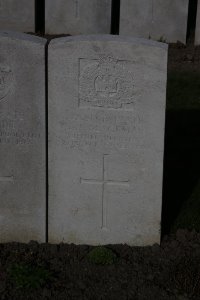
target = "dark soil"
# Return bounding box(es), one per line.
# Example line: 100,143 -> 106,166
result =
168,43 -> 200,72
1,40 -> 200,299
0,230 -> 200,300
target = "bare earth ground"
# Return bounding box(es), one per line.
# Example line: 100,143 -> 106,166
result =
0,43 -> 200,300
168,43 -> 200,72
0,230 -> 200,300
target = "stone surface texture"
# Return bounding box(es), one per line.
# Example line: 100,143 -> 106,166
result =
0,0 -> 34,32
195,1 -> 200,45
0,31 -> 46,242
45,0 -> 111,35
48,35 -> 168,246
120,0 -> 189,44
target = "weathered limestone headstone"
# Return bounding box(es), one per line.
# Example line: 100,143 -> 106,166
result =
120,0 -> 152,39
45,0 -> 111,35
0,31 -> 46,242
0,0 -> 35,32
120,0 -> 189,44
195,1 -> 200,45
48,35 -> 168,246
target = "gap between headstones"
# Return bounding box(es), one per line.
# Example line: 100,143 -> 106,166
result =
35,0 -> 45,33
45,39 -> 50,243
111,0 -> 120,34
186,0 -> 198,44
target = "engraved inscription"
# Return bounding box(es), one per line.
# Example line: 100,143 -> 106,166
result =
0,117 -> 41,145
79,56 -> 135,109
60,110 -> 138,152
0,176 -> 14,183
0,64 -> 13,101
80,154 -> 129,229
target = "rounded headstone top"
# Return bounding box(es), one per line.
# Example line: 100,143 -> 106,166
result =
0,31 -> 47,45
49,34 -> 168,50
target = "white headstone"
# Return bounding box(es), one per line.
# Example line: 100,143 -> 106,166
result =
0,0 -> 35,32
45,0 -> 112,35
48,35 -> 168,246
195,1 -> 200,45
0,31 -> 46,242
120,0 -> 189,44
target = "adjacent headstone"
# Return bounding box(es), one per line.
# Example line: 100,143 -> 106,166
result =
45,0 -> 112,35
0,0 -> 35,32
120,0 -> 152,40
0,31 -> 46,242
195,1 -> 200,45
120,0 -> 189,44
48,35 -> 168,246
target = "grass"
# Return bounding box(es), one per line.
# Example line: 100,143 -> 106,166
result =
167,70 -> 200,110
7,263 -> 53,290
171,179 -> 200,233
87,246 -> 118,265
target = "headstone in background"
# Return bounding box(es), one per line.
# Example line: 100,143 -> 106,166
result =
0,31 -> 46,242
45,0 -> 112,35
151,0 -> 189,43
195,1 -> 200,45
48,35 -> 168,246
120,0 -> 189,44
0,0 -> 35,32
120,0 -> 152,39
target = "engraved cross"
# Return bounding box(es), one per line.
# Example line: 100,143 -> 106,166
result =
149,0 -> 154,38
80,154 -> 129,230
75,0 -> 79,18
151,0 -> 154,23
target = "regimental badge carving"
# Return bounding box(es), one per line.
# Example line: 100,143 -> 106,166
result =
79,56 -> 135,109
0,64 -> 13,101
